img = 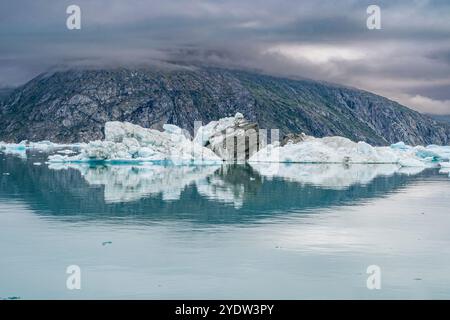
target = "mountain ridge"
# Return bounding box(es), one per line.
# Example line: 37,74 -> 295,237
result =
1,66 -> 449,145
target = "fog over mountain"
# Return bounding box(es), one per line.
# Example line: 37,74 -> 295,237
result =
0,0 -> 450,115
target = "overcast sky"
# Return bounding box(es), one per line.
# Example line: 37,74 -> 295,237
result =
1,0 -> 450,114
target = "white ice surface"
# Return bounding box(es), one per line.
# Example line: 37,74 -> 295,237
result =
2,115 -> 449,176
0,140 -> 81,158
48,121 -> 222,165
249,136 -> 449,168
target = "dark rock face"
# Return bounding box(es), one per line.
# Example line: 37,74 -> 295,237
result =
281,133 -> 309,146
204,114 -> 260,160
1,66 -> 449,145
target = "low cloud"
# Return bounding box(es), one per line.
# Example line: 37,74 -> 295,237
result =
0,0 -> 449,114
397,94 -> 450,115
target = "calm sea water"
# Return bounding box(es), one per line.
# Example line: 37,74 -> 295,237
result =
1,151 -> 450,299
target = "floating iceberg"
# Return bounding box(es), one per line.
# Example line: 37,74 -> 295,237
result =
48,121 -> 222,165
0,140 -> 81,151
249,135 -> 449,168
2,113 -> 449,176
0,142 -> 27,158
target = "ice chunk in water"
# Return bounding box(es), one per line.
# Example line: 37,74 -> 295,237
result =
48,121 -> 222,164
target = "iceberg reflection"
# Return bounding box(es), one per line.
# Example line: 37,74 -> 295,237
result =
250,163 -> 425,189
48,162 -> 428,207
0,152 -> 444,224
49,163 -> 220,203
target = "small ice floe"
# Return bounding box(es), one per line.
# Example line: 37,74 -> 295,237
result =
0,141 -> 26,151
2,173 -> 10,176
33,162 -> 42,166
0,140 -> 80,159
0,142 -> 27,158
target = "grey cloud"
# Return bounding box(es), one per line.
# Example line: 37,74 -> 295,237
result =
1,0 -> 450,114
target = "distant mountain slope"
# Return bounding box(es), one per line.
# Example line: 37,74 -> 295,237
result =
1,67 -> 449,145
429,114 -> 450,125
0,88 -> 14,102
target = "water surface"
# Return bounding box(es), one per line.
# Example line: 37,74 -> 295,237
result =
1,151 -> 450,299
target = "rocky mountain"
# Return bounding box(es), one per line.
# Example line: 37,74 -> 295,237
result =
1,66 -> 449,145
